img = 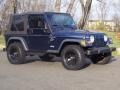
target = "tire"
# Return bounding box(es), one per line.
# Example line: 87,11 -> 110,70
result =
90,53 -> 111,65
61,45 -> 86,70
39,54 -> 54,61
7,42 -> 26,64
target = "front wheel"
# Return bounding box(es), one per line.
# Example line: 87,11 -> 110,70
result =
61,45 -> 86,70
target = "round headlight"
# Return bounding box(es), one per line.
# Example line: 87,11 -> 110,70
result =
104,35 -> 108,42
90,35 -> 95,43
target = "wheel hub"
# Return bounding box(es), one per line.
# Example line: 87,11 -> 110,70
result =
65,51 -> 78,66
9,47 -> 19,59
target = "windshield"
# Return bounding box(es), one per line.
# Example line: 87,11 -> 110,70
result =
47,13 -> 76,27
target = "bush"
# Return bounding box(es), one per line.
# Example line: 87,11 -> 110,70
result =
117,33 -> 120,39
95,22 -> 113,31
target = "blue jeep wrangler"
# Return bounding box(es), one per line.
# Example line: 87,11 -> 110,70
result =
4,12 -> 116,70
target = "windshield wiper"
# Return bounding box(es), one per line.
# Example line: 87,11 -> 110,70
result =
63,25 -> 76,29
52,24 -> 59,26
52,24 -> 64,28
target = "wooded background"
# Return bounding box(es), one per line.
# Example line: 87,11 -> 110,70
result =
0,0 -> 120,33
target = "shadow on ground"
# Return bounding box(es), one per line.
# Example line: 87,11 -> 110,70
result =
24,55 -> 117,69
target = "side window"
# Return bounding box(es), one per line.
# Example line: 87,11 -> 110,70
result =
15,21 -> 24,31
10,16 -> 24,31
28,14 -> 48,35
11,23 -> 16,31
29,15 -> 45,29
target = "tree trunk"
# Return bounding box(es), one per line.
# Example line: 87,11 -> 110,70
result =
67,0 -> 76,13
55,0 -> 61,12
78,0 -> 92,29
13,0 -> 17,13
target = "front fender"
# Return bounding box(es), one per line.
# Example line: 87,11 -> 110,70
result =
47,39 -> 81,53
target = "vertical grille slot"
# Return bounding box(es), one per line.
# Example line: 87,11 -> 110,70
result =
93,35 -> 106,47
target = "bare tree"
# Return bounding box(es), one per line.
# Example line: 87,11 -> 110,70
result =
113,1 -> 120,32
55,0 -> 61,12
0,0 -> 13,33
67,0 -> 76,13
13,0 -> 17,13
0,0 -> 4,5
96,0 -> 109,22
113,0 -> 120,13
113,14 -> 120,32
0,0 -> 95,31
78,0 -> 92,29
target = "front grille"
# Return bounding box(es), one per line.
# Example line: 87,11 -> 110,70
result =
93,35 -> 106,47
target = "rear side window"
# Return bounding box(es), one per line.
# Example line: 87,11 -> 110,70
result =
15,21 -> 24,31
10,15 -> 24,31
11,23 -> 16,31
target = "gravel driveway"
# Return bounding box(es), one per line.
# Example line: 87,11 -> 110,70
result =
0,51 -> 120,90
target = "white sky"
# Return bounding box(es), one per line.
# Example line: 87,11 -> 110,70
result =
90,0 -> 120,20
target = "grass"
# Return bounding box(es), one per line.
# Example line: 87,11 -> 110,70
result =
96,30 -> 120,56
0,35 -> 5,46
102,31 -> 120,48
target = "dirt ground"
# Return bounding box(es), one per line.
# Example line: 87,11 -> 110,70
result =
0,51 -> 120,90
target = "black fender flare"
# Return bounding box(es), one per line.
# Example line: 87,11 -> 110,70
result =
47,39 -> 81,53
7,37 -> 29,51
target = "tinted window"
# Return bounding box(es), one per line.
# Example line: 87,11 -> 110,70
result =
28,15 -> 45,29
11,23 -> 16,31
47,14 -> 75,26
10,15 -> 24,31
16,21 -> 24,31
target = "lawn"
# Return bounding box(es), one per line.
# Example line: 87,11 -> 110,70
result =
0,35 -> 5,46
102,31 -> 120,48
102,31 -> 120,56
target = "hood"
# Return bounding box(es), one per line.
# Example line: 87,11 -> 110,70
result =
53,29 -> 105,39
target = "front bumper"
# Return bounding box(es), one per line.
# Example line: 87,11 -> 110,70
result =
86,47 -> 116,55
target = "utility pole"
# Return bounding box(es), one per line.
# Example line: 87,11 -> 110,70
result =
13,0 -> 17,14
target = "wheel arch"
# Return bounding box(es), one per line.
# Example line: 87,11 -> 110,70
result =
7,37 -> 28,51
58,41 -> 81,56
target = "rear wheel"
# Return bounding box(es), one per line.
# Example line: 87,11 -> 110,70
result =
90,53 -> 111,65
61,45 -> 86,70
7,42 -> 26,64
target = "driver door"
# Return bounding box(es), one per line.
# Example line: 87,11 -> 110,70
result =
27,14 -> 50,52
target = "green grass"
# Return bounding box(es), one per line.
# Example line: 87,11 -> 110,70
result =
97,30 -> 120,56
0,35 -> 5,46
102,31 -> 120,48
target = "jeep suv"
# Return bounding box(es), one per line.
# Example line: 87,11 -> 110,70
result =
4,12 -> 116,70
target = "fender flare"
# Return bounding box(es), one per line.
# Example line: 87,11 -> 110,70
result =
7,37 -> 29,51
47,39 -> 81,53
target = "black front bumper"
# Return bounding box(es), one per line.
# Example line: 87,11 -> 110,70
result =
86,47 -> 116,55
